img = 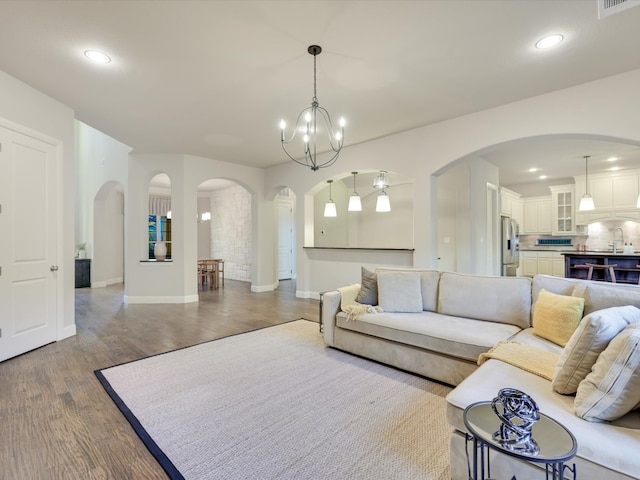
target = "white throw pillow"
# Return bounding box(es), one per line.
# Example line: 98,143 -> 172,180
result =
553,306 -> 640,395
575,322 -> 640,422
377,271 -> 423,313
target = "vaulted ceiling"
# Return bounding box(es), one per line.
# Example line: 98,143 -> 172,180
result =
2,0 -> 640,184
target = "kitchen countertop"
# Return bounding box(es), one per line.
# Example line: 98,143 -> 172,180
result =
520,248 -> 570,252
560,251 -> 640,256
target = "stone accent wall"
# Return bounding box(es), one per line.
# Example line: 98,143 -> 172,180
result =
209,185 -> 252,282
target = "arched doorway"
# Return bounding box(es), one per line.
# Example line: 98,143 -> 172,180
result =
92,181 -> 125,287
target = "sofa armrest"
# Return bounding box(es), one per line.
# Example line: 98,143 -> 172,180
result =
321,290 -> 342,346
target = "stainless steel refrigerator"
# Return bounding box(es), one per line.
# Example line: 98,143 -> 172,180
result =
501,217 -> 520,276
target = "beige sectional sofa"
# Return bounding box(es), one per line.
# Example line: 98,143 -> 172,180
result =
321,269 -> 640,480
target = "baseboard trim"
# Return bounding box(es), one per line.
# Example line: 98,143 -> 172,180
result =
91,277 -> 123,288
296,290 -> 321,300
124,294 -> 199,304
251,282 -> 277,293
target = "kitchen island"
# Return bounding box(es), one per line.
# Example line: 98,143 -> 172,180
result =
562,251 -> 640,284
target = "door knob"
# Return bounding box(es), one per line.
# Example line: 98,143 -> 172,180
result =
50,265 -> 59,271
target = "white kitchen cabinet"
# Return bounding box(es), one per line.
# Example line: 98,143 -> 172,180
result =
522,197 -> 552,234
613,175 -> 639,209
536,254 -> 553,276
521,252 -> 538,277
549,185 -> 575,235
500,187 -> 523,224
590,177 -> 613,210
574,170 -> 640,222
553,253 -> 566,277
520,251 -> 565,278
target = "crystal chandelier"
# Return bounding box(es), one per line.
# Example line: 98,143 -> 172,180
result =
280,45 -> 345,171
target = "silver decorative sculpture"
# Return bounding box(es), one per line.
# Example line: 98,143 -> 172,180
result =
491,388 -> 540,455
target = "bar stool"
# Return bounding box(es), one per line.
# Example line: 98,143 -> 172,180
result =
585,263 -> 617,283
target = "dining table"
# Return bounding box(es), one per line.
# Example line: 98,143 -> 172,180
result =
198,259 -> 224,289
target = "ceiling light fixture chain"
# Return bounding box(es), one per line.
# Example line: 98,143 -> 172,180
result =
280,45 -> 345,171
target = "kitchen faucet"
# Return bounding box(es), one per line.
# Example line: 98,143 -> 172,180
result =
611,227 -> 625,254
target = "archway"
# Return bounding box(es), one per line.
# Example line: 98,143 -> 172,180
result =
92,181 -> 125,287
196,178 -> 252,283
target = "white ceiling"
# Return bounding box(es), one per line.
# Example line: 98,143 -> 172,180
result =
2,0 -> 640,186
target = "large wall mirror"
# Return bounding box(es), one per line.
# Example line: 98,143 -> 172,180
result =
312,171 -> 414,249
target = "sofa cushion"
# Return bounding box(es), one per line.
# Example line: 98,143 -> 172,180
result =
355,267 -> 378,305
376,267 -> 440,312
377,271 -> 423,312
573,281 -> 640,316
336,310 -> 520,362
437,272 -> 532,329
553,306 -> 640,395
575,322 -> 640,422
532,289 -> 584,347
532,274 -> 582,305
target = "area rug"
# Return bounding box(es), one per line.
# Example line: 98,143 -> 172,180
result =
95,319 -> 452,479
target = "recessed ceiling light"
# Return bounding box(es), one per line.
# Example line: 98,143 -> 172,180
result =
609,166 -> 621,171
535,34 -> 564,49
84,50 -> 111,64
607,156 -> 618,162
539,175 -> 548,180
528,168 -> 538,173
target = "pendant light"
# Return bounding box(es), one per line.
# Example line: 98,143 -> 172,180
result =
578,155 -> 595,211
376,188 -> 391,212
348,172 -> 362,212
373,170 -> 389,189
323,180 -> 337,217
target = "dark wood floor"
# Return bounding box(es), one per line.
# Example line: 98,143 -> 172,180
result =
0,279 -> 318,479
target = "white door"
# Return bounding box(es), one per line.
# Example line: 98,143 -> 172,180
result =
277,199 -> 294,280
0,125 -> 58,362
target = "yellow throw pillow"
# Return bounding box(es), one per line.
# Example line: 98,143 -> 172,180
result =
533,289 -> 585,347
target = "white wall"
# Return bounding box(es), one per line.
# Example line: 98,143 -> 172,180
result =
0,70 -> 76,337
437,162 -> 470,272
197,196 -> 211,259
76,121 -> 131,288
92,188 -> 124,286
125,153 -> 266,303
265,67 -> 640,298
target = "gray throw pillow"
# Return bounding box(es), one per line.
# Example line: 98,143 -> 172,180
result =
575,322 -> 640,422
355,267 -> 377,305
553,306 -> 640,395
377,271 -> 423,313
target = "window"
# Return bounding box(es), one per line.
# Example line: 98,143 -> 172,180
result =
148,215 -> 172,259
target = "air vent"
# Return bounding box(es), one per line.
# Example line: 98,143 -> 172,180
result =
598,0 -> 640,18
